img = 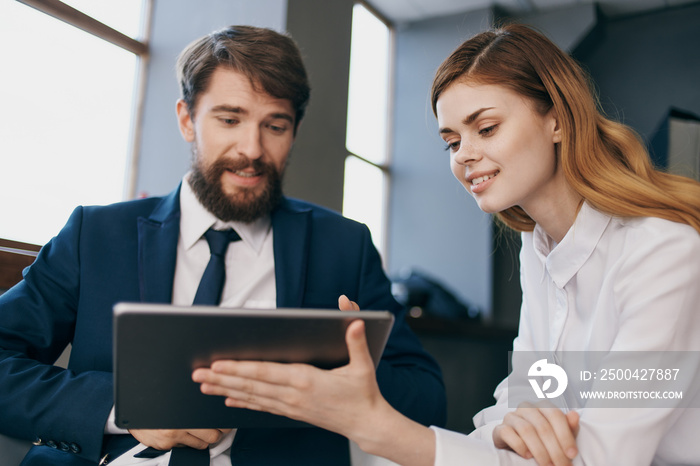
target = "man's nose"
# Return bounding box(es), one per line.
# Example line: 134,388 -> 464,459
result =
237,126 -> 264,160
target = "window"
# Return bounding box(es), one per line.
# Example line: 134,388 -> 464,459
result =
0,0 -> 150,246
343,2 -> 392,257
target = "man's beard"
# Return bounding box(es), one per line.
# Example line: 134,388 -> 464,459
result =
188,152 -> 284,223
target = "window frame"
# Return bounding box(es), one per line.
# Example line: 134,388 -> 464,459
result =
345,0 -> 395,257
17,0 -> 153,200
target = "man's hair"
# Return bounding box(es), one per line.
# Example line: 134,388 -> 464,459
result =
176,25 -> 310,129
431,23 -> 700,233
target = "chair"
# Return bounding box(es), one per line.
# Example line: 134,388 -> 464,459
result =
0,238 -> 41,463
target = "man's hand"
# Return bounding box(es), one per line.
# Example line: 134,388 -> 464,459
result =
128,428 -> 231,451
493,402 -> 580,466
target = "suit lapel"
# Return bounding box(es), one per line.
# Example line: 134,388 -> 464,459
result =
272,198 -> 311,308
137,186 -> 181,303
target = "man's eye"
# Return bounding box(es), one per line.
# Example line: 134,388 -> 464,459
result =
221,118 -> 238,125
268,124 -> 288,133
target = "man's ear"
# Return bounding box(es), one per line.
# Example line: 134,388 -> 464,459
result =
292,120 -> 302,140
176,99 -> 195,143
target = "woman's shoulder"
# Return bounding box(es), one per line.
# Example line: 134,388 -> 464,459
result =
613,215 -> 700,244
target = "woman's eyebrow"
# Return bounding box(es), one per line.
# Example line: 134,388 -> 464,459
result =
463,107 -> 494,125
439,107 -> 495,135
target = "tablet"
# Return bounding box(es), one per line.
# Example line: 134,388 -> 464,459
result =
112,302 -> 394,429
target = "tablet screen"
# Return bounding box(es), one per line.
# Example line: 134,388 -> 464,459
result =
113,303 -> 394,429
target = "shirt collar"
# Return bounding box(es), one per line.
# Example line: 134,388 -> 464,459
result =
179,173 -> 271,254
532,201 -> 611,288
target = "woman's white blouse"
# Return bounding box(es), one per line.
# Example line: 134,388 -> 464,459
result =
431,203 -> 700,465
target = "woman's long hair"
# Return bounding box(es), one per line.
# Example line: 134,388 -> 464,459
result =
431,23 -> 700,233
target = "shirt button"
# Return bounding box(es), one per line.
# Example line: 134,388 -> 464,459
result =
70,442 -> 81,454
32,438 -> 44,446
59,441 -> 70,452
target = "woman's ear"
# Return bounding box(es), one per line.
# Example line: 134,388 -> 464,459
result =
550,110 -> 562,144
176,99 -> 195,143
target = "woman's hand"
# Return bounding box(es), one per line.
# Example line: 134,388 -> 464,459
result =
191,297 -> 384,440
192,295 -> 435,466
493,402 -> 580,466
338,294 -> 360,311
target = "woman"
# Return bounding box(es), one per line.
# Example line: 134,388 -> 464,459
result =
193,23 -> 700,465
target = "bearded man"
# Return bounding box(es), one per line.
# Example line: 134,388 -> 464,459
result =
0,25 -> 446,466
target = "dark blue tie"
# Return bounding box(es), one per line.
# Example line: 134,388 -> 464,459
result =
166,228 -> 240,465
193,228 -> 241,306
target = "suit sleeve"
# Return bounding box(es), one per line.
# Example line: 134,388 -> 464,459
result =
353,224 -> 448,428
0,206 -> 113,462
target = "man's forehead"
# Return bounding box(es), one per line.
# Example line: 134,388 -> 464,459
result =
197,67 -> 294,117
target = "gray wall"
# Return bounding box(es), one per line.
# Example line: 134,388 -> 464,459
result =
285,0 -> 354,213
135,0 -> 288,197
387,9 -> 497,319
576,3 -> 700,141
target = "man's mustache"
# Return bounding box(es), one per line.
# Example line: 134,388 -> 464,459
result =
212,158 -> 273,175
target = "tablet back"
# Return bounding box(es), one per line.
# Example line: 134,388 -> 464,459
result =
113,303 -> 394,429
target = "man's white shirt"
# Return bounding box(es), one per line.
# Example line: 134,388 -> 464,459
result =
107,176 -> 277,465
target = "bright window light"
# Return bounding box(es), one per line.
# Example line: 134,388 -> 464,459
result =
343,156 -> 386,251
343,3 -> 391,256
345,3 -> 391,164
0,1 -> 144,246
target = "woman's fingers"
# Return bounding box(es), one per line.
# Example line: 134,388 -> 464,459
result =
534,407 -> 576,465
502,409 -> 552,465
493,424 -> 533,459
494,403 -> 578,466
338,294 -> 360,311
566,410 -> 580,437
345,320 -> 374,370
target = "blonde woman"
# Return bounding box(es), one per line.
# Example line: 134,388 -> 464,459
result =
194,24 -> 700,466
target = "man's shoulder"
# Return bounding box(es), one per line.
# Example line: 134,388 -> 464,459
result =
277,197 -> 365,228
81,188 -> 179,221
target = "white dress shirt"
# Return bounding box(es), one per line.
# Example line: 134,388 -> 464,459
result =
108,176 -> 277,465
431,202 -> 700,465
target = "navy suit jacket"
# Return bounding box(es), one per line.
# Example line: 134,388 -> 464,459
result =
0,186 -> 446,465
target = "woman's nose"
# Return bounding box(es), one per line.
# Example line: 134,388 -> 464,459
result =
453,141 -> 480,165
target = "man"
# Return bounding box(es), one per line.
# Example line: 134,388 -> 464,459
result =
0,26 -> 446,465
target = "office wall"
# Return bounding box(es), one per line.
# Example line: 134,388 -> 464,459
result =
387,9 -> 497,319
576,3 -> 700,141
135,0 -> 288,197
284,0 -> 354,213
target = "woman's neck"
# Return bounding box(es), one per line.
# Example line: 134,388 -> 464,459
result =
523,178 -> 582,243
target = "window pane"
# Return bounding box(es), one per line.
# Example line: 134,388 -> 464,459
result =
345,3 -> 390,164
0,2 -> 139,245
343,156 -> 385,255
62,0 -> 146,39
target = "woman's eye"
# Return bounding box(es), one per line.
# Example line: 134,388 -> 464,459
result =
444,141 -> 460,152
479,125 -> 497,136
